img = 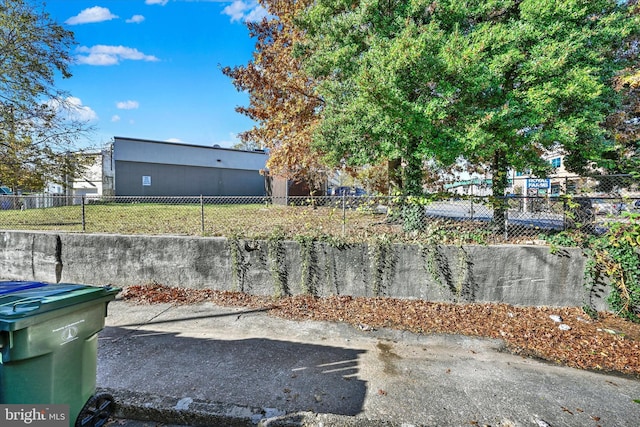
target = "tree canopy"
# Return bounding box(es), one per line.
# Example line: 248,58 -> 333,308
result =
0,0 -> 92,191
299,0 -> 639,198
604,1 -> 640,176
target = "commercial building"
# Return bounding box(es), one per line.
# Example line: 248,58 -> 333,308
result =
96,137 -> 268,197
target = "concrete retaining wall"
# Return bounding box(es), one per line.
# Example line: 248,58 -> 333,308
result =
0,230 -> 607,309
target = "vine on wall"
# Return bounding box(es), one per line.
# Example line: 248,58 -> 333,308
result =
323,245 -> 341,295
422,244 -> 451,300
296,235 -> 320,296
369,235 -> 397,297
228,235 -> 246,292
420,223 -> 477,302
267,228 -> 289,297
546,213 -> 640,323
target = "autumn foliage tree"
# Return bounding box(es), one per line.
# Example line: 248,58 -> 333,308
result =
222,0 -> 326,191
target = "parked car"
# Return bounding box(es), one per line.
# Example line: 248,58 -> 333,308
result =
592,198 -> 617,215
0,186 -> 12,210
330,186 -> 367,197
593,198 -> 636,215
565,197 -> 594,229
612,201 -> 630,214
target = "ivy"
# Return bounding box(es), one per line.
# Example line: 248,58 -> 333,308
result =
588,214 -> 640,322
228,234 -> 246,292
295,235 -> 319,296
401,203 -> 424,233
422,243 -> 452,299
544,213 -> 640,323
369,234 -> 396,297
267,227 -> 289,297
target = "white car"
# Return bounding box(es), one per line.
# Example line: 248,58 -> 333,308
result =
592,199 -> 616,215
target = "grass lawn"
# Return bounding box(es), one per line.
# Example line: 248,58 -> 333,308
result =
0,202 -> 397,241
0,199 -> 565,245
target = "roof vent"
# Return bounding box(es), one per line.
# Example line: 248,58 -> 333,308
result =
213,144 -> 221,148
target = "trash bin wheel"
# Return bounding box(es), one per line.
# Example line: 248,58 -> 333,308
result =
75,392 -> 115,427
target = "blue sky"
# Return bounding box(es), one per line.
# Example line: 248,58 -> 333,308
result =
44,0 -> 265,149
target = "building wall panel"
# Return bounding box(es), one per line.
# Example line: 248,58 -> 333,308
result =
115,161 -> 266,196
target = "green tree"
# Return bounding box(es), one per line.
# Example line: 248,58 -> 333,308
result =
230,139 -> 261,151
603,1 -> 640,176
0,0 -> 92,191
301,0 -> 638,226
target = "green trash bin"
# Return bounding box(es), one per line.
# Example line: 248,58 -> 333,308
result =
0,281 -> 120,427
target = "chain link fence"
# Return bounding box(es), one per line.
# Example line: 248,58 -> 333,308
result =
1,175 -> 638,244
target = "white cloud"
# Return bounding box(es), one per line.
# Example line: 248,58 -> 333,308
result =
222,1 -> 267,23
116,100 -> 140,110
126,15 -> 145,24
111,115 -> 121,122
66,97 -> 98,121
166,138 -> 184,143
244,4 -> 268,22
146,0 -> 169,5
222,1 -> 249,22
75,45 -> 159,66
65,6 -> 118,25
46,97 -> 98,122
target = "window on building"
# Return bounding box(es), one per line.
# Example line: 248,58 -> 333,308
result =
550,157 -> 561,168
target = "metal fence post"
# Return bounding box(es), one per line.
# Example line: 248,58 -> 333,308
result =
503,208 -> 508,241
342,192 -> 346,238
200,195 -> 205,235
81,196 -> 86,232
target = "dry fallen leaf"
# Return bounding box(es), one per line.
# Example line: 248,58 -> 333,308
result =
121,283 -> 640,378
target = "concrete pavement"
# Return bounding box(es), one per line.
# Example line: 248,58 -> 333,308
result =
98,299 -> 640,427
